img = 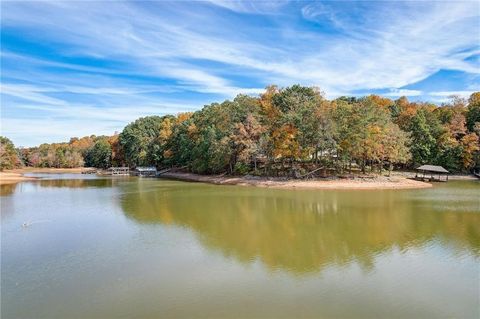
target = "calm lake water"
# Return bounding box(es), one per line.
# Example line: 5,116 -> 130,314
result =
1,174 -> 479,318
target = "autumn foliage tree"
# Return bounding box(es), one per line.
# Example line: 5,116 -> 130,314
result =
0,136 -> 22,170
7,87 -> 480,174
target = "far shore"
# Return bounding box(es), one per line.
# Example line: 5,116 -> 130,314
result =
1,167 -> 476,188
7,167 -> 92,174
0,172 -> 38,185
0,167 -> 92,185
160,172 -> 434,190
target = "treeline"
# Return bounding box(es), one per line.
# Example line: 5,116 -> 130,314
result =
0,135 -> 124,170
15,135 -> 124,169
2,85 -> 479,174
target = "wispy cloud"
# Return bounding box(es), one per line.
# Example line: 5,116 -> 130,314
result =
1,83 -> 199,146
429,90 -> 476,97
1,0 -> 479,145
383,89 -> 423,97
205,0 -> 289,14
427,90 -> 477,102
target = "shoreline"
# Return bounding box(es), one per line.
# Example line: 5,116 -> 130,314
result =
7,167 -> 92,174
388,171 -> 478,181
0,172 -> 38,185
0,167 -> 91,185
1,168 -> 475,189
160,172 -> 434,190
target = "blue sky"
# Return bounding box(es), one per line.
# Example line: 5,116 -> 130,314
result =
1,0 -> 479,146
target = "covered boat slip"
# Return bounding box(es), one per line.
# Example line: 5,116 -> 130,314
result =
97,166 -> 172,177
474,169 -> 480,179
108,167 -> 130,175
134,166 -> 158,177
415,165 -> 449,182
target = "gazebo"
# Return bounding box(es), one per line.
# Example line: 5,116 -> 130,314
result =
415,165 -> 449,182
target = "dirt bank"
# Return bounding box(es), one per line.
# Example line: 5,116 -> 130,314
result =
161,172 -> 433,190
0,172 -> 38,185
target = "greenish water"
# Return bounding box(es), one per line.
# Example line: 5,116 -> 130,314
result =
1,175 -> 479,318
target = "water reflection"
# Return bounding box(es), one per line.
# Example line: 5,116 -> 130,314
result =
2,178 -> 479,318
37,178 -> 114,188
0,177 -> 116,194
0,183 -> 18,196
120,181 -> 480,274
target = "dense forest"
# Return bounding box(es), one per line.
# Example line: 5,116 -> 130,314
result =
2,85 -> 480,175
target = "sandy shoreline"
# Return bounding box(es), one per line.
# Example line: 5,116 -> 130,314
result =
161,172 -> 433,190
1,168 -> 474,189
0,167 -> 91,185
0,172 -> 38,185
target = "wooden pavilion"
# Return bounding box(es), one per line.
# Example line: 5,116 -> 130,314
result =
415,165 -> 449,182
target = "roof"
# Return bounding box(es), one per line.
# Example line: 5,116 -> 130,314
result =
416,165 -> 449,173
135,166 -> 157,171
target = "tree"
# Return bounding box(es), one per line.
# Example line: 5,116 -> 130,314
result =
381,123 -> 411,173
0,137 -> 22,170
466,92 -> 480,132
392,96 -> 416,130
85,139 -> 112,168
332,98 -> 394,173
69,135 -> 96,156
119,115 -> 174,167
169,114 -> 195,168
272,84 -> 320,113
408,109 -> 436,166
190,125 -> 230,174
259,85 -> 281,168
266,85 -> 326,169
460,133 -> 480,170
230,114 -> 265,173
313,100 -> 337,164
108,134 -> 125,167
434,130 -> 462,172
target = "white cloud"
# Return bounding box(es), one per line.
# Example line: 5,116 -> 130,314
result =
1,0 -> 479,145
3,0 -> 478,91
205,0 -> 289,14
0,82 -> 199,146
425,90 -> 476,103
301,2 -> 345,29
429,91 -> 475,97
383,89 -> 423,97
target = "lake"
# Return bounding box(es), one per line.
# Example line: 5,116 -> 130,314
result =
1,175 -> 479,318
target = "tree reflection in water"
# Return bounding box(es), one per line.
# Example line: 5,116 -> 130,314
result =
120,180 -> 480,275
37,178 -> 114,188
0,183 -> 18,196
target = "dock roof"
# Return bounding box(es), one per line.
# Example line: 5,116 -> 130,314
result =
416,165 -> 449,173
135,166 -> 157,171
